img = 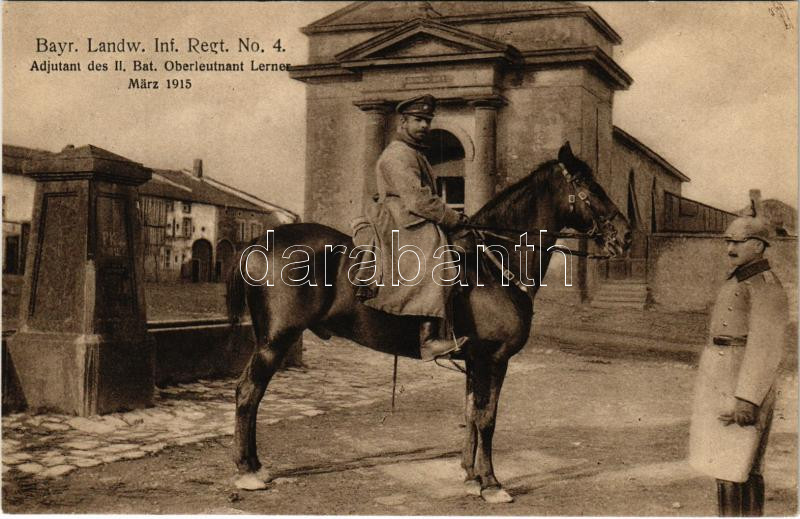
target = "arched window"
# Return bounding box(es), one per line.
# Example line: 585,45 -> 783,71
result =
425,129 -> 465,212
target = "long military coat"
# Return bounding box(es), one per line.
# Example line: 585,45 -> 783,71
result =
363,134 -> 463,318
688,259 -> 787,482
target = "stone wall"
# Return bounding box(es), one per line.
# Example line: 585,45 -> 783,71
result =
149,320 -> 255,386
647,233 -> 797,314
2,320 -> 261,412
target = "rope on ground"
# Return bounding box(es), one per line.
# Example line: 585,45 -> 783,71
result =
391,354 -> 398,413
434,357 -> 466,374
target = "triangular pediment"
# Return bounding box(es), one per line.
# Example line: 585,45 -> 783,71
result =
336,18 -> 517,63
307,2 -> 579,31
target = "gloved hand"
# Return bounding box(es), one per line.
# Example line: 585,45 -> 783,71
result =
719,398 -> 758,426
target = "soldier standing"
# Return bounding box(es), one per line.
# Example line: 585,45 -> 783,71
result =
688,214 -> 788,516
363,94 -> 469,361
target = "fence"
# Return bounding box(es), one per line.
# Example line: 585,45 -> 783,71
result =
661,192 -> 737,233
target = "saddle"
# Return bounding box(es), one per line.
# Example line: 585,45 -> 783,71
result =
350,196 -> 394,301
350,202 -> 479,301
350,215 -> 381,301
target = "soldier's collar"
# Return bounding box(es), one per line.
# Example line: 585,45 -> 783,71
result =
394,131 -> 429,151
729,258 -> 771,282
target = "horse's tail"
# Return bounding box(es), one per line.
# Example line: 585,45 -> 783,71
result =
226,260 -> 247,326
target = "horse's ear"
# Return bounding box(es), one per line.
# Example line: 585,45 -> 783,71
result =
558,142 -> 574,163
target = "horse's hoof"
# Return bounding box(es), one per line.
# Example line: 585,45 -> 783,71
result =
235,474 -> 269,491
481,487 -> 514,504
255,467 -> 273,482
463,480 -> 482,497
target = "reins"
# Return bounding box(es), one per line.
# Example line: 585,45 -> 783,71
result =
463,225 -> 615,260
458,160 -> 621,262
462,223 -> 587,242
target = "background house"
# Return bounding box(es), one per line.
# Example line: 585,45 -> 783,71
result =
2,145 -> 298,285
737,189 -> 797,237
2,145 -> 50,276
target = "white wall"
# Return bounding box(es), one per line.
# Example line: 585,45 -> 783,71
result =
3,173 -> 36,223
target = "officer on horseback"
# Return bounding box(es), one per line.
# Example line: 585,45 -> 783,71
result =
362,94 -> 469,361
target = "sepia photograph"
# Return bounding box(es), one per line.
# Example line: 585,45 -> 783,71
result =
1,1 -> 797,515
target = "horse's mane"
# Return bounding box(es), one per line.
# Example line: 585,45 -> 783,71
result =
471,153 -> 595,226
471,159 -> 558,225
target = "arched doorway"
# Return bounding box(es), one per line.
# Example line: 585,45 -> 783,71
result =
215,239 -> 235,282
425,129 -> 466,212
191,239 -> 213,283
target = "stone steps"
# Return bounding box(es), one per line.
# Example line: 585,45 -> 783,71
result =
590,300 -> 647,310
591,281 -> 648,310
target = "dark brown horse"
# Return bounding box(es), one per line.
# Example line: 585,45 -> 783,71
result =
226,142 -> 631,502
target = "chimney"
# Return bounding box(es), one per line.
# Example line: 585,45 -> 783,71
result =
749,189 -> 762,215
192,159 -> 203,178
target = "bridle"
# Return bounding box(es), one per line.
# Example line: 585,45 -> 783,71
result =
460,161 -> 625,294
465,161 -> 622,249
557,162 -> 621,243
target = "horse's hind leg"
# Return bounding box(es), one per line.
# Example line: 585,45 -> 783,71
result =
233,330 -> 299,490
473,358 -> 513,503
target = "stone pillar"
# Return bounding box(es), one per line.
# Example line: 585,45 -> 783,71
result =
354,100 -> 392,209
8,145 -> 155,415
467,97 -> 504,214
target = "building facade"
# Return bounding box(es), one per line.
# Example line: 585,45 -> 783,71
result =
289,2 -> 663,301
291,2 -> 634,228
290,1 -> 772,307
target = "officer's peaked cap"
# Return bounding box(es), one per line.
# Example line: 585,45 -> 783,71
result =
396,94 -> 436,120
724,216 -> 771,246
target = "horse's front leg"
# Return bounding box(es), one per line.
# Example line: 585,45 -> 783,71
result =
473,358 -> 513,503
462,358 -> 480,496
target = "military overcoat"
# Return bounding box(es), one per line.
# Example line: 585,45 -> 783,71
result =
688,259 -> 787,482
363,135 -> 463,318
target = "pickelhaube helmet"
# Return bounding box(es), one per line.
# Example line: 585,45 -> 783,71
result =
396,94 -> 436,120
724,215 -> 772,246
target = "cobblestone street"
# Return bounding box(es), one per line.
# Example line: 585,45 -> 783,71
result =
3,335 -> 796,514
2,332 -> 462,483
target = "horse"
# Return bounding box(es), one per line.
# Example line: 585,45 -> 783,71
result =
226,142 -> 632,503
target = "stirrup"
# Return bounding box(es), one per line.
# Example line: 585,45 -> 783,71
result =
420,335 -> 468,362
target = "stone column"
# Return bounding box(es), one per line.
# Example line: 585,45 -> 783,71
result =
468,97 -> 504,214
354,100 -> 392,209
8,145 -> 155,415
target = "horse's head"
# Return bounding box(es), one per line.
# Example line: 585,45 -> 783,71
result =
551,142 -> 631,257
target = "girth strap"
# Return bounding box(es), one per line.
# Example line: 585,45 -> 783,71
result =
475,230 -> 529,293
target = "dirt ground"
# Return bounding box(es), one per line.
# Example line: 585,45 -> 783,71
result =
3,343 -> 796,516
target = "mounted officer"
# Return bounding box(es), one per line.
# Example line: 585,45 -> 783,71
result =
688,212 -> 788,516
361,94 -> 470,361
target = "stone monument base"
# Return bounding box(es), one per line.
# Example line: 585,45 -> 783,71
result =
7,331 -> 154,415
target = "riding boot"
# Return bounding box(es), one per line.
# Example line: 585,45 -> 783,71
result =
743,474 -> 765,516
717,479 -> 744,517
419,319 -> 467,362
